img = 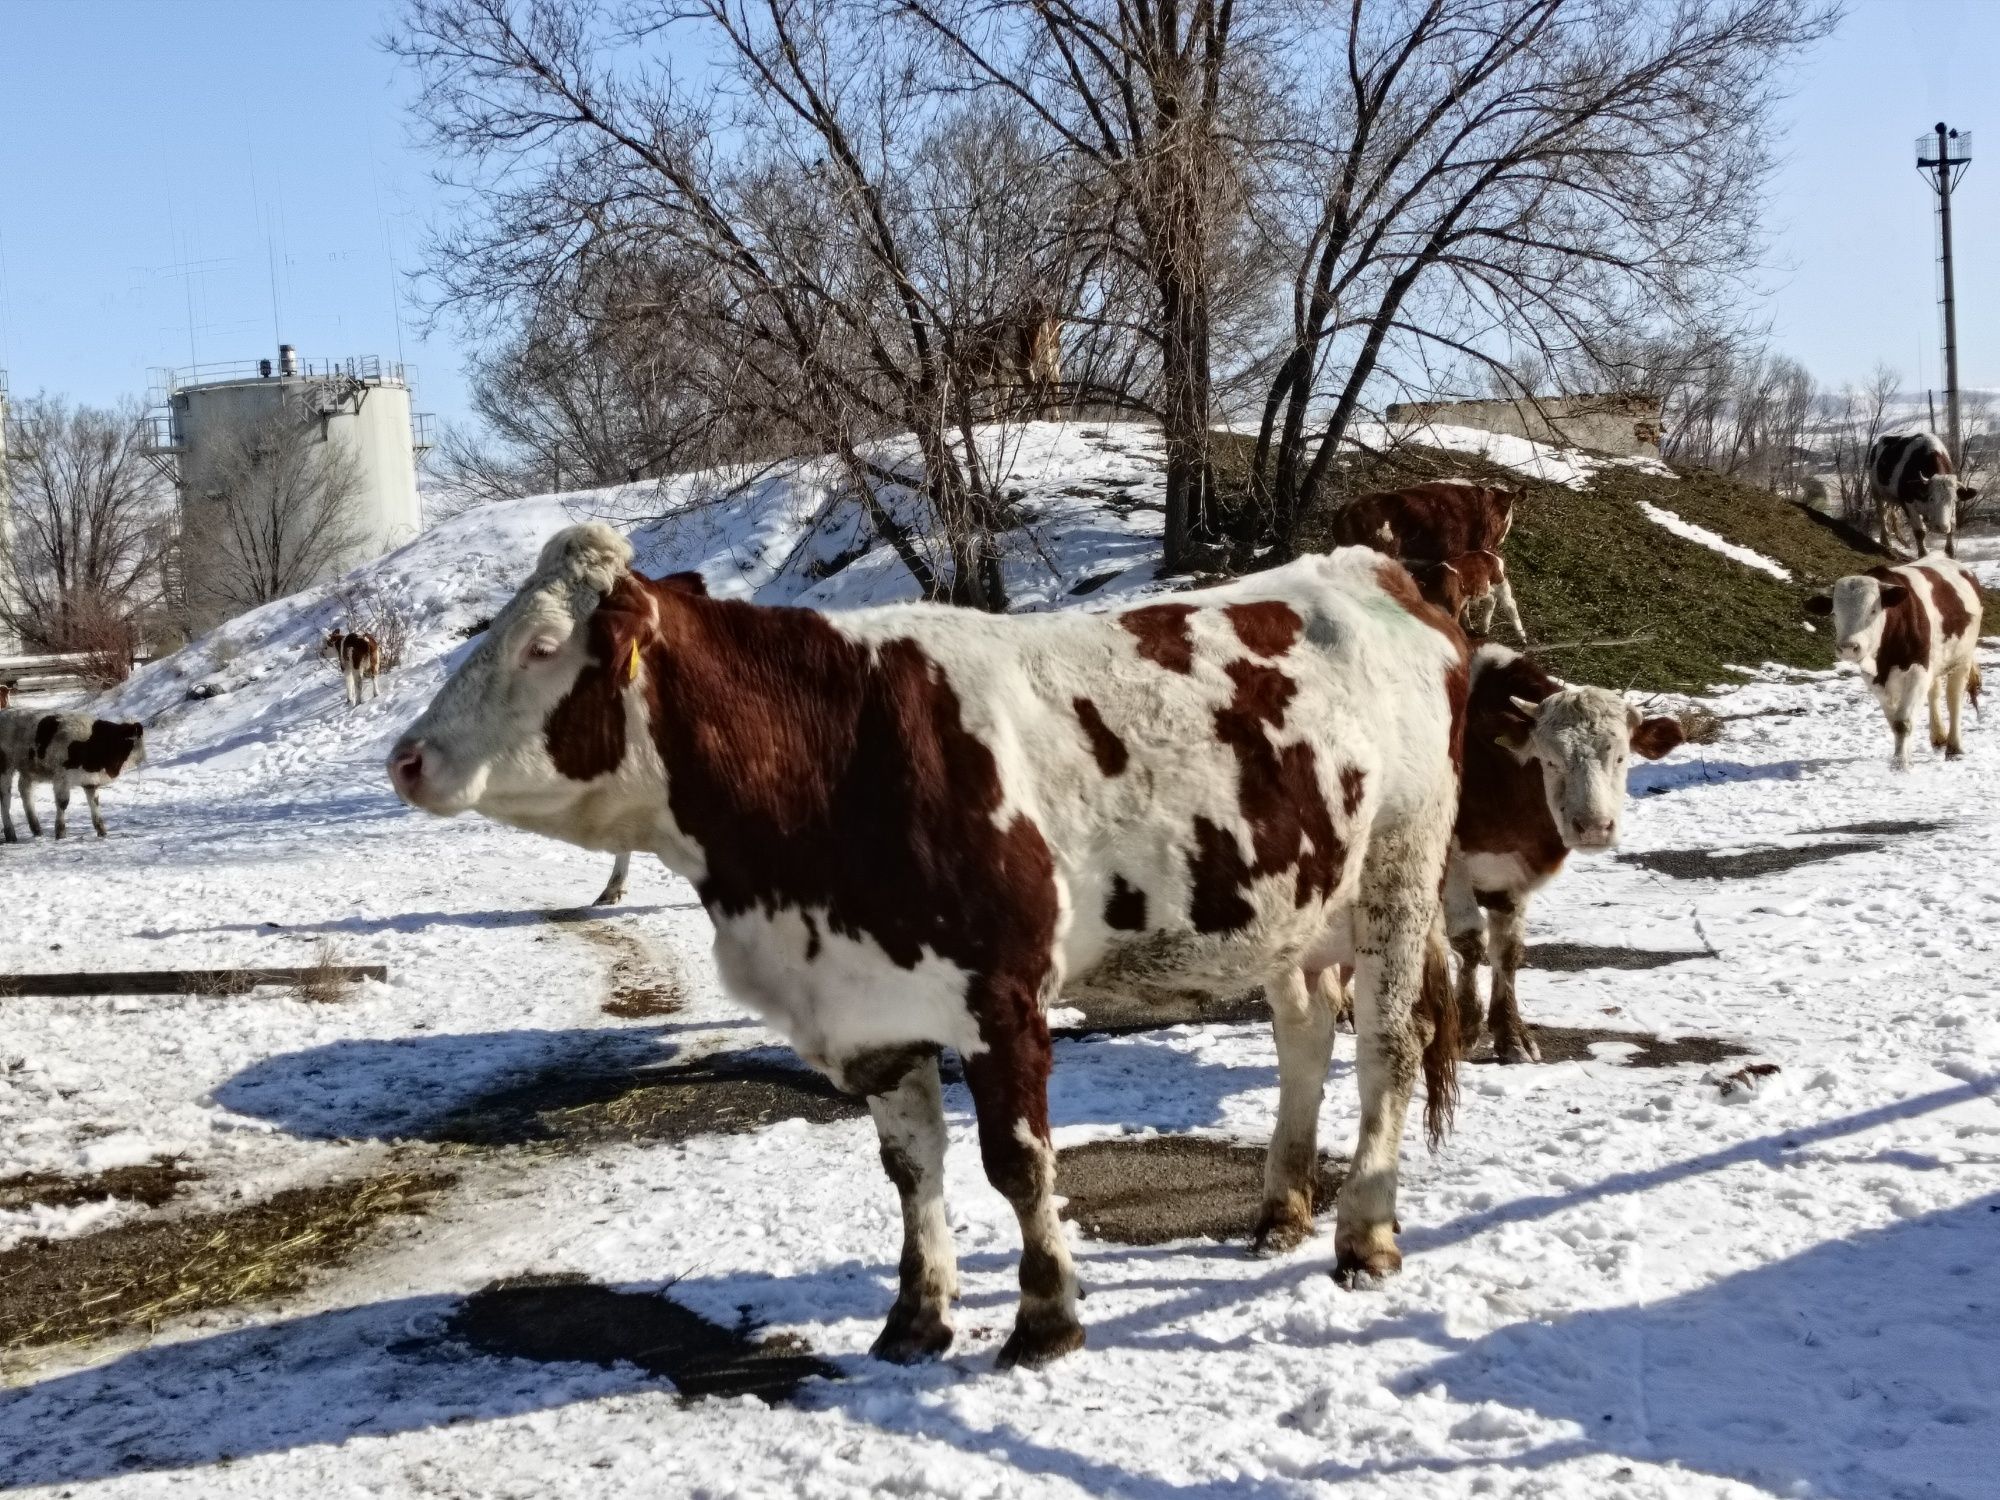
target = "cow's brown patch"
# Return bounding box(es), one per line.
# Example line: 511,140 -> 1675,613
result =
1118,603 -> 1197,673
1187,815 -> 1257,933
62,720 -> 144,777
1224,601 -> 1301,658
1339,765 -> 1367,816
1456,653 -> 1570,875
1916,565 -> 1974,643
544,587 -> 640,781
1866,566 -> 1932,682
34,716 -> 58,760
1104,875 -> 1148,931
1073,697 -> 1129,775
1372,560 -> 1472,770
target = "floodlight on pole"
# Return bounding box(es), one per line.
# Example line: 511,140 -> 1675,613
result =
1916,123 -> 1972,464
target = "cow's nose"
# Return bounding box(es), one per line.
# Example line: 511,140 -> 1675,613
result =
1570,817 -> 1616,849
388,740 -> 426,800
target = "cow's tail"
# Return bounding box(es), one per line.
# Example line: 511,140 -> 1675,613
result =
1970,662 -> 1983,718
1418,915 -> 1459,1150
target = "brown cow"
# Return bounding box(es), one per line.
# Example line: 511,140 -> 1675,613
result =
1330,483 -> 1525,640
322,628 -> 381,708
958,302 -> 1062,418
1446,646 -> 1684,1061
1407,550 -> 1526,641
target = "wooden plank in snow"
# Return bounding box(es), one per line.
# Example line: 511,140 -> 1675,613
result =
0,967 -> 390,997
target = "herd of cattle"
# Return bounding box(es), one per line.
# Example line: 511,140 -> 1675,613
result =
384,470 -> 1984,1369
0,462 -> 1984,1371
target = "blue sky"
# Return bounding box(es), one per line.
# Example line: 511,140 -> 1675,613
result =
0,0 -> 1995,432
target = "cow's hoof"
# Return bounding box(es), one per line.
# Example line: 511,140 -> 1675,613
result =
995,1313 -> 1084,1370
870,1306 -> 955,1365
1947,745 -> 1965,761
1492,1032 -> 1542,1065
1251,1202 -> 1315,1256
1333,1243 -> 1402,1289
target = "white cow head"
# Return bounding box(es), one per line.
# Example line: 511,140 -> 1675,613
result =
1925,474 -> 1975,536
1500,687 -> 1684,851
1804,574 -> 1906,670
388,524 -> 671,842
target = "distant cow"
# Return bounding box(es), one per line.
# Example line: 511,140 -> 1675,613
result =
1447,647 -> 1684,1061
1330,483 -> 1526,641
1868,432 -> 1976,559
0,710 -> 147,841
1407,550 -> 1526,641
1807,559 -> 1983,768
0,683 -> 10,709
390,524 -> 1468,1367
958,302 -> 1062,418
322,629 -> 381,707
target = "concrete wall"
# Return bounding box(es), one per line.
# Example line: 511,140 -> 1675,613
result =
174,372 -> 422,632
1384,393 -> 1664,458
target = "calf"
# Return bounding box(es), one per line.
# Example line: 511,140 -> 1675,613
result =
1868,432 -> 1976,559
1447,647 -> 1684,1061
1806,559 -> 1983,768
390,524 -> 1468,1367
0,710 -> 147,841
1329,482 -> 1526,641
1408,550 -> 1527,641
322,628 -> 381,707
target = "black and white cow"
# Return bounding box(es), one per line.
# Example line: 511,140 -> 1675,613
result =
0,710 -> 148,841
1807,559 -> 1983,768
389,524 -> 1470,1367
1868,432 -> 1976,559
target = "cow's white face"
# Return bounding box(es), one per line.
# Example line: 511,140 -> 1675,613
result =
1509,687 -> 1683,852
1925,475 -> 1963,534
1816,575 -> 1905,670
389,525 -> 632,832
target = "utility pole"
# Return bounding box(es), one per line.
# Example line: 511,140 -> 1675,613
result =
1917,123 -> 1973,463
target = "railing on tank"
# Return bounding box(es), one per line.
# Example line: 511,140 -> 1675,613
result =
161,356 -> 413,393
411,412 -> 437,451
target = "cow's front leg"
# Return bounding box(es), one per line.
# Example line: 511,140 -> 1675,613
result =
1946,664 -> 1971,758
1255,966 -> 1338,1254
1493,574 -> 1527,643
854,1048 -> 957,1363
84,785 -> 107,838
594,851 -> 632,905
1444,863 -> 1487,1047
963,992 -> 1082,1368
19,778 -> 41,838
0,770 -> 14,844
51,777 -> 70,840
1484,895 -> 1539,1063
1339,826 -> 1451,1287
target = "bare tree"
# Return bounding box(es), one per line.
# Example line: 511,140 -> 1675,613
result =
186,405 -> 368,615
1823,364 -> 1902,537
1242,0 -> 1834,549
1,395 -> 169,656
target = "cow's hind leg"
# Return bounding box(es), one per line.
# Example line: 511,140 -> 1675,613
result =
1484,894 -> 1540,1063
1339,823 -> 1454,1286
852,1047 -> 958,1364
84,785 -> 107,838
963,992 -> 1081,1368
1255,967 -> 1338,1254
1493,574 -> 1527,643
50,776 -> 70,840
593,851 -> 632,905
1946,664 -> 1970,758
20,778 -> 41,838
0,769 -> 14,844
1444,861 -> 1487,1047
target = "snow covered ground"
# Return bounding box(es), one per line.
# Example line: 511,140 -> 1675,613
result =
3,426 -> 1999,1499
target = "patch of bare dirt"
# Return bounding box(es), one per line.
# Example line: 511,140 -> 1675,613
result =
1056,1136 -> 1340,1246
1619,840 -> 1879,881
0,1170 -> 450,1355
447,1273 -> 837,1403
0,1159 -> 200,1213
1053,991 -> 1267,1039
1525,944 -> 1710,972
440,1052 -> 862,1149
1469,1025 -> 1751,1068
548,915 -> 686,1019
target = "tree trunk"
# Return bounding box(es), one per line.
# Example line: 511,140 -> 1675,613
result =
1157,266 -> 1213,573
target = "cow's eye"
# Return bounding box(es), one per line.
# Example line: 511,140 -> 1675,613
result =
521,637 -> 562,666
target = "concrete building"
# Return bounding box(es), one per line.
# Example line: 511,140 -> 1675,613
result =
1384,392 -> 1664,458
148,346 -> 432,632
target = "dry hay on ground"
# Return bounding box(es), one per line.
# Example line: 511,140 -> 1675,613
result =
447,1273 -> 836,1403
1470,1026 -> 1750,1069
544,912 -> 686,1019
0,1159 -> 200,1214
1056,1136 -> 1340,1246
0,1170 -> 450,1355
439,1052 -> 862,1150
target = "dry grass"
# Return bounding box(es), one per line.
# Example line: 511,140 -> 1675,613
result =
177,970 -> 259,998
0,1170 -> 451,1355
0,1159 -> 200,1213
294,939 -> 358,1005
1676,704 -> 1724,745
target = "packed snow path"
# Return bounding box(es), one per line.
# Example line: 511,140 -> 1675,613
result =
1,472 -> 1997,1495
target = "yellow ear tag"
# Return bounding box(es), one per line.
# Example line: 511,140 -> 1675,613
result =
625,640 -> 642,684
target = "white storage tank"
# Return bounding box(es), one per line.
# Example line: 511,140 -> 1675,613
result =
153,347 -> 431,632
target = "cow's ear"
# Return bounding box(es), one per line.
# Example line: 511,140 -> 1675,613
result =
659,570 -> 708,597
1492,694 -> 1539,760
1880,583 -> 1911,608
1629,715 -> 1686,761
1803,594 -> 1833,617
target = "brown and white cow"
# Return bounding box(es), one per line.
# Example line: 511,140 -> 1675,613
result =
1446,647 -> 1684,1061
1868,432 -> 1976,559
959,302 -> 1062,419
1329,482 -> 1526,641
1806,559 -> 1983,769
322,628 -> 381,708
0,710 -> 147,841
390,524 -> 1469,1368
